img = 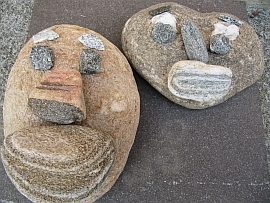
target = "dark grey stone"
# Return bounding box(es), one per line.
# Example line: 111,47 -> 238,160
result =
79,49 -> 101,74
181,19 -> 209,63
28,98 -> 85,124
219,14 -> 243,26
149,5 -> 172,16
152,22 -> 176,44
210,34 -> 231,54
29,45 -> 54,70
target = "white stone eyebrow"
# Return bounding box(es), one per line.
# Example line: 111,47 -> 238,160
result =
32,29 -> 59,43
151,12 -> 177,31
78,34 -> 105,51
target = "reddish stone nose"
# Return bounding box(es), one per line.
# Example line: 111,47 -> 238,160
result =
28,68 -> 86,124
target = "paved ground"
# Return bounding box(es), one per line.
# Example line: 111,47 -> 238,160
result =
0,0 -> 269,202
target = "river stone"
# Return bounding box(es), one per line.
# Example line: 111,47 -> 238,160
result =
210,34 -> 231,54
122,2 -> 264,109
168,61 -> 232,106
2,24 -> 140,202
181,19 -> 209,63
152,22 -> 176,44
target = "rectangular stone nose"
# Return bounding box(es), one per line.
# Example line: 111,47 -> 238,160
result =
28,68 -> 86,124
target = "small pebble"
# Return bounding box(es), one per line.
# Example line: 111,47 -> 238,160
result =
152,22 -> 176,44
219,14 -> 243,26
78,34 -> 105,50
210,34 -> 231,54
79,49 -> 101,74
29,45 -> 54,70
32,29 -> 59,43
149,5 -> 172,16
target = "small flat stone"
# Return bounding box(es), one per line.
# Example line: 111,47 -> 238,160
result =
79,49 -> 101,74
152,22 -> 176,44
29,45 -> 54,70
219,14 -> 243,26
210,34 -> 231,54
78,34 -> 105,50
181,19 -> 208,63
151,12 -> 177,31
149,5 -> 171,16
32,29 -> 59,43
168,61 -> 232,105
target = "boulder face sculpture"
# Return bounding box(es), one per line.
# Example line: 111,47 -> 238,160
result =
122,2 -> 264,109
1,24 -> 140,202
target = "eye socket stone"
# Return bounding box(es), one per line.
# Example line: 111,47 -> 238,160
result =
29,45 -> 54,70
79,49 -> 101,74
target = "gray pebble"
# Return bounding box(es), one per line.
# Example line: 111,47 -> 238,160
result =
181,19 -> 208,63
210,34 -> 231,54
219,14 -> 243,26
28,98 -> 85,124
79,49 -> 101,74
29,45 -> 54,70
152,22 -> 176,44
149,5 -> 172,16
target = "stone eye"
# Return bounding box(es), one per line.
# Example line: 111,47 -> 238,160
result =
79,49 -> 101,74
29,45 -> 54,70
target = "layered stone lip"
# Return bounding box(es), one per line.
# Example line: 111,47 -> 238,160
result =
28,68 -> 86,124
1,125 -> 115,202
168,61 -> 232,104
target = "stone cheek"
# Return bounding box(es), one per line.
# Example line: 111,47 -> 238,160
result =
210,34 -> 231,54
151,22 -> 176,44
168,61 -> 232,104
181,19 -> 209,63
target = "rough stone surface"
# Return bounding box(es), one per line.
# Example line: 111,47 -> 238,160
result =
151,22 -> 176,44
1,125 -> 115,202
32,29 -> 59,43
181,19 -> 209,63
210,34 -> 231,54
78,34 -> 105,51
122,2 -> 264,109
168,61 -> 232,105
79,49 -> 101,74
2,24 -> 140,203
29,45 -> 54,70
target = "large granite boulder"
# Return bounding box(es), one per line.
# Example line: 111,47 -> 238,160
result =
122,2 -> 264,109
1,24 -> 140,202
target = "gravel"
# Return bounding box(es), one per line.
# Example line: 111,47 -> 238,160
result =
247,6 -> 270,174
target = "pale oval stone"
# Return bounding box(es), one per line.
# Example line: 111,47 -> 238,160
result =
168,61 -> 232,104
1,125 -> 115,202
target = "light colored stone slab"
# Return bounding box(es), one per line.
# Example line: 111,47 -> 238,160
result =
168,61 -> 232,105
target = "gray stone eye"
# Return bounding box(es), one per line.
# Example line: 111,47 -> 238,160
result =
79,49 -> 101,74
29,45 -> 54,70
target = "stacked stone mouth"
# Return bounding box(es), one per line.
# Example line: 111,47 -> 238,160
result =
1,125 -> 115,202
